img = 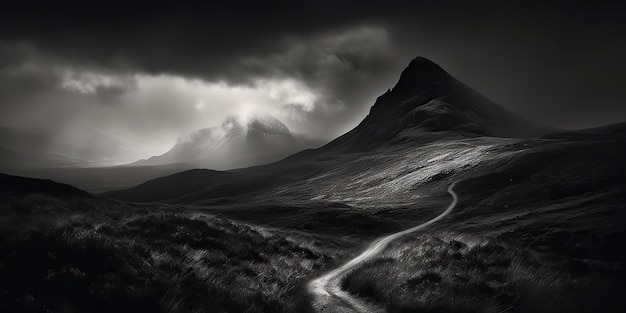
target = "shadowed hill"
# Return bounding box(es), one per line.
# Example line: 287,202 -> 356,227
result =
100,169 -> 236,202
0,173 -> 91,198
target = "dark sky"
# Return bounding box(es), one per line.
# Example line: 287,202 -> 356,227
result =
1,1 -> 625,164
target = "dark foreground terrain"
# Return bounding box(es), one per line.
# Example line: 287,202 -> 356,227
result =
1,57 -> 625,312
0,174 -> 357,312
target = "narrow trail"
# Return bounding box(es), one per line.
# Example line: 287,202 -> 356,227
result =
308,182 -> 459,313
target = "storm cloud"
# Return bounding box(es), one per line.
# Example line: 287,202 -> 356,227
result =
1,1 -> 626,164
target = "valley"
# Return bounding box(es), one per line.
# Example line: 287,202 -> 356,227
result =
1,57 -> 624,313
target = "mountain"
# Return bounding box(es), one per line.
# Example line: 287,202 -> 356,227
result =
318,57 -> 547,153
132,113 -> 306,170
103,56 -> 556,203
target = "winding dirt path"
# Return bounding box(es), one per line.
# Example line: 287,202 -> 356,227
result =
308,182 -> 459,313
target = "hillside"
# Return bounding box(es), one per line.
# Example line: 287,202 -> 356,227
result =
0,173 -> 91,198
0,172 -> 356,313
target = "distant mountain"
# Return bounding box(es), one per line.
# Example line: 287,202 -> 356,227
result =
131,113 -> 306,170
0,114 -> 306,193
317,57 -> 548,153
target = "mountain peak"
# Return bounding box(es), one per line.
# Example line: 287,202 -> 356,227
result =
318,56 -> 542,153
246,113 -> 290,135
392,56 -> 451,93
132,113 -> 304,169
217,112 -> 291,136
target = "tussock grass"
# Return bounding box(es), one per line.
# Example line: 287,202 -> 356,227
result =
0,194 -> 351,313
342,233 -> 624,313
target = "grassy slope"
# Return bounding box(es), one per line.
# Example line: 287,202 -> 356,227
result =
340,133 -> 626,313
0,181 -> 357,313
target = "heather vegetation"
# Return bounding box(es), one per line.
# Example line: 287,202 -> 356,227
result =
342,233 -> 624,313
0,192 -> 353,313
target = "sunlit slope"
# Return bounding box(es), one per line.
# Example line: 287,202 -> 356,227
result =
104,124 -> 624,216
